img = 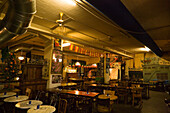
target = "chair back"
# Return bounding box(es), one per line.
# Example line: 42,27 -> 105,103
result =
50,94 -> 58,107
131,84 -> 140,88
58,99 -> 67,113
119,81 -> 128,87
116,87 -> 128,96
104,90 -> 115,95
26,88 -> 31,98
35,90 -> 48,104
131,88 -> 143,95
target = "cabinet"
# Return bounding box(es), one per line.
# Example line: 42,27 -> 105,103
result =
20,64 -> 47,98
23,64 -> 43,80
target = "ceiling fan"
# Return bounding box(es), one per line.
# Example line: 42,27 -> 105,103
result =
51,12 -> 72,30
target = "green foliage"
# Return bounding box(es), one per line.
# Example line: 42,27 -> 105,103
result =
95,77 -> 104,83
2,52 -> 19,82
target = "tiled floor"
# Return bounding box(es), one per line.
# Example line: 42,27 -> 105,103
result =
142,90 -> 168,113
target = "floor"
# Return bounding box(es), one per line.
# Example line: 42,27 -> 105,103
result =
142,90 -> 168,113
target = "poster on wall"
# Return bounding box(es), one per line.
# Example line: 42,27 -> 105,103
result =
51,50 -> 63,74
51,74 -> 62,84
110,68 -> 118,79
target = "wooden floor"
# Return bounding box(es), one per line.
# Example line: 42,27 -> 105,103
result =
142,90 -> 168,113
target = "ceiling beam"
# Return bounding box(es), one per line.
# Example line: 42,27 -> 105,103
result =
28,23 -> 134,58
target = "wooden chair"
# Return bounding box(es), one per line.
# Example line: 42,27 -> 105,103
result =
131,84 -> 140,88
59,94 -> 76,113
58,99 -> 67,113
132,88 -> 143,106
50,94 -> 59,107
35,90 -> 48,104
104,90 -> 115,95
116,87 -> 129,104
76,96 -> 92,113
96,98 -> 111,113
26,88 -> 31,98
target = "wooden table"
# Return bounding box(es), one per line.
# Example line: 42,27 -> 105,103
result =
60,83 -> 77,86
47,88 -> 72,94
0,92 -> 16,98
57,83 -> 77,89
15,100 -> 43,109
0,88 -> 21,93
88,84 -> 116,92
66,90 -> 99,112
98,94 -> 118,101
4,95 -> 29,103
66,90 -> 99,98
129,82 -> 150,99
27,105 -> 56,113
4,95 -> 29,113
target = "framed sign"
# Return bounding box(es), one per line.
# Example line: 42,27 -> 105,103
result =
51,74 -> 62,84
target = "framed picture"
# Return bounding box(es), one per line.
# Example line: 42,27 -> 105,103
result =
51,74 -> 62,84
51,50 -> 63,74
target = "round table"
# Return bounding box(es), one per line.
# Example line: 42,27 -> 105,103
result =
4,95 -> 29,102
98,94 -> 118,101
15,100 -> 43,109
0,92 -> 16,98
27,105 -> 56,113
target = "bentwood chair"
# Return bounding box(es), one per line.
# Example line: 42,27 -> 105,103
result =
104,90 -> 115,95
59,94 -> 76,113
26,88 -> 31,98
76,96 -> 92,113
131,88 -> 143,106
58,99 -> 67,113
50,94 -> 59,107
116,87 -> 129,104
35,90 -> 48,104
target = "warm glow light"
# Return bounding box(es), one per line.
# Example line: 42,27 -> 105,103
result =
64,0 -> 76,6
18,56 -> 24,60
75,0 -> 81,2
145,46 -> 150,52
59,59 -> 62,62
75,90 -> 79,95
75,62 -> 81,66
15,77 -> 19,81
53,54 -> 57,62
138,46 -> 150,52
92,64 -> 97,67
62,43 -> 71,47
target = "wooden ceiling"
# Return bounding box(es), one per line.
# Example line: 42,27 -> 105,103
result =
0,0 -> 170,60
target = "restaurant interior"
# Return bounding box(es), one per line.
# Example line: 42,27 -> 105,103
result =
0,0 -> 170,113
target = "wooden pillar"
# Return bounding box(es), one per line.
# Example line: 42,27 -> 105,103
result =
104,53 -> 110,84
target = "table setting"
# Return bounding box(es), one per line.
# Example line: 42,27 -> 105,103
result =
0,92 -> 16,98
15,100 -> 43,109
27,105 -> 56,113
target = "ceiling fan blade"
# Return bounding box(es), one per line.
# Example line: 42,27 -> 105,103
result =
51,24 -> 59,30
63,18 -> 72,24
64,25 -> 76,31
